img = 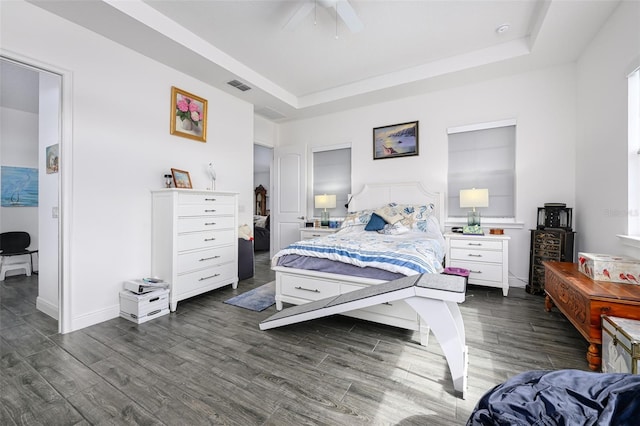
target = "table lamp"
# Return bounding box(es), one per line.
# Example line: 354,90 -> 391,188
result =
460,188 -> 489,229
315,194 -> 336,227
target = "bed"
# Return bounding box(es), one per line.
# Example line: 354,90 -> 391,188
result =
272,182 -> 446,345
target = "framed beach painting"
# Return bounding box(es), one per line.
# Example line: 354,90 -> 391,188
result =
1,166 -> 38,207
171,168 -> 192,189
373,121 -> 419,160
170,86 -> 208,142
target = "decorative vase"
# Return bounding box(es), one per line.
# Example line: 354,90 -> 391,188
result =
181,119 -> 193,131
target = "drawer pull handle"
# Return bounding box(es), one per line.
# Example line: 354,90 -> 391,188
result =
205,198 -> 217,201
199,273 -> 220,281
467,243 -> 482,246
205,222 -> 217,226
467,254 -> 482,257
312,234 -> 321,237
199,255 -> 220,261
382,302 -> 393,306
204,237 -> 216,242
294,286 -> 320,293
470,270 -> 482,274
204,209 -> 217,213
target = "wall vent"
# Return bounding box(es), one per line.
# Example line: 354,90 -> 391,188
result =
226,79 -> 251,92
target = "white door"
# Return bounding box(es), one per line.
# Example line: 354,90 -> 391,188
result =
272,145 -> 306,255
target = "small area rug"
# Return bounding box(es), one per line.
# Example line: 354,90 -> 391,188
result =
224,281 -> 275,311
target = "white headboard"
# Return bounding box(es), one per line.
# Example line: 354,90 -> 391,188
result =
349,182 -> 444,230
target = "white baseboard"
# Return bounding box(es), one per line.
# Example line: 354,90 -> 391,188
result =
70,303 -> 119,332
36,297 -> 58,320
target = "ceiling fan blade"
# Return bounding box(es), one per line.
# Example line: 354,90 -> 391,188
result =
282,2 -> 315,31
336,0 -> 363,33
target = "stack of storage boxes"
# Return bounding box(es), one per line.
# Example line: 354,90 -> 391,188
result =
119,286 -> 170,324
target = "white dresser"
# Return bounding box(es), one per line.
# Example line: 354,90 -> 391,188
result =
151,189 -> 239,311
445,233 -> 510,296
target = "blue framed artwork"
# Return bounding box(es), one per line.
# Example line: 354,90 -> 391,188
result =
1,166 -> 38,207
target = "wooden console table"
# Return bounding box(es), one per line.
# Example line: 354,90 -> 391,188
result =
543,261 -> 640,370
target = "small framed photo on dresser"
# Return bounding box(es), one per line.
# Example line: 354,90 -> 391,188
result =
171,168 -> 192,189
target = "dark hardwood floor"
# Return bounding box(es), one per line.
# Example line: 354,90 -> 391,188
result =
1,251 -> 589,425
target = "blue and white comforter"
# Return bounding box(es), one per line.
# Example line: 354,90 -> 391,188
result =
272,229 -> 445,276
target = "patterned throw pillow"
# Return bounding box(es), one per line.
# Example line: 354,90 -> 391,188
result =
375,204 -> 405,224
398,203 -> 435,230
378,221 -> 410,235
341,209 -> 373,228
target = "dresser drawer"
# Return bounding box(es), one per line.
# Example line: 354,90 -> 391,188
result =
178,216 -> 235,233
177,229 -> 234,251
176,262 -> 236,295
450,248 -> 503,263
178,193 -> 235,205
449,260 -> 503,283
178,203 -> 235,217
177,246 -> 234,273
280,275 -> 340,301
449,239 -> 503,251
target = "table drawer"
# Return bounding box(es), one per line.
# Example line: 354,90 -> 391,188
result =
176,262 -> 236,295
178,203 -> 235,217
280,275 -> 340,301
177,229 -> 234,251
449,239 -> 503,250
450,248 -> 503,263
178,216 -> 235,233
449,260 -> 503,283
178,193 -> 235,205
177,246 -> 234,273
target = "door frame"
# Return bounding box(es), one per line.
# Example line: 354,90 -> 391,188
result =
1,50 -> 74,333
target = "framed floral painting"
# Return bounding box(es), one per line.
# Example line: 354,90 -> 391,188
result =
170,86 -> 207,142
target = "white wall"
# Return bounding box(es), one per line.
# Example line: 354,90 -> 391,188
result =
36,71 -> 61,318
279,65 -> 579,286
1,0 -> 254,331
0,105 -> 39,269
576,0 -> 640,259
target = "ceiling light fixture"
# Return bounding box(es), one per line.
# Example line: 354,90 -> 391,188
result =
496,24 -> 510,34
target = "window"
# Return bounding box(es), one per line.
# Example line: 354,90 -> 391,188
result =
447,120 -> 516,220
628,67 -> 640,236
312,146 -> 351,218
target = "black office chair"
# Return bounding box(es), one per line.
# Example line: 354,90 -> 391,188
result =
0,232 -> 38,280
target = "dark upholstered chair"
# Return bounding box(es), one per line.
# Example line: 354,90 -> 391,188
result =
0,232 -> 37,280
254,215 -> 270,251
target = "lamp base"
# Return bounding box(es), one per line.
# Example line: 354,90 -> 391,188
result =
467,211 -> 481,227
321,211 -> 330,227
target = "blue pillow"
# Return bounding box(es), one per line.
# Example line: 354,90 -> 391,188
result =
365,213 -> 387,231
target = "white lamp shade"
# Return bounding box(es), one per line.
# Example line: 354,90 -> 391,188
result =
315,194 -> 336,209
459,188 -> 489,208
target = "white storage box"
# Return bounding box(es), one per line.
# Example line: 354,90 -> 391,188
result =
602,315 -> 640,374
578,252 -> 640,284
119,288 -> 169,324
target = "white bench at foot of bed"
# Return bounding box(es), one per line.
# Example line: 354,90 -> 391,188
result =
262,273 -> 468,398
273,266 -> 432,345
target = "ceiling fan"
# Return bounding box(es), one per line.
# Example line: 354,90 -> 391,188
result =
283,0 -> 364,34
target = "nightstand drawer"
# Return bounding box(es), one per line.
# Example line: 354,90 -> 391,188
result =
280,275 -> 340,301
300,228 -> 337,240
449,260 -> 503,283
449,239 -> 503,250
450,248 -> 503,263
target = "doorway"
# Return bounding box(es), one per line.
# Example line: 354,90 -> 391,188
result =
0,57 -> 63,331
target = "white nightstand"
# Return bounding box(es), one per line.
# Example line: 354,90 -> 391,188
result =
444,232 -> 510,296
300,227 -> 338,240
